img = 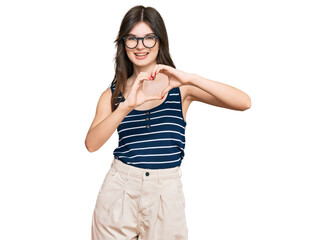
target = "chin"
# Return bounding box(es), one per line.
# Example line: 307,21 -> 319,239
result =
132,58 -> 156,66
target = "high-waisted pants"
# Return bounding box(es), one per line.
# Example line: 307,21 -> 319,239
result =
91,158 -> 188,240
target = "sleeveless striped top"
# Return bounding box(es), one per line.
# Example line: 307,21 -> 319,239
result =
110,85 -> 187,169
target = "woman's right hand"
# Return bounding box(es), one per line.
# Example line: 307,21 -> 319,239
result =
122,72 -> 163,111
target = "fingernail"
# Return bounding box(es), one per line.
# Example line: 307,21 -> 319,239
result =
161,96 -> 164,99
155,71 -> 157,75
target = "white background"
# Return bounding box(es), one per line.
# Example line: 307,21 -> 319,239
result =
1,0 -> 335,239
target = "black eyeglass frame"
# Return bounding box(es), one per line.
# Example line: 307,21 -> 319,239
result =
122,35 -> 159,49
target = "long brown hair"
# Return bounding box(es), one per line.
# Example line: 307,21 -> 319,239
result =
109,5 -> 176,112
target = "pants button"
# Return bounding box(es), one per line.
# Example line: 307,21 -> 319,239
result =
145,172 -> 149,176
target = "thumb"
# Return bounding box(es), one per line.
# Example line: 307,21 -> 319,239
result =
161,86 -> 171,99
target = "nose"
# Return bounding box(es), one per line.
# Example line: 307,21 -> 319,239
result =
136,39 -> 146,49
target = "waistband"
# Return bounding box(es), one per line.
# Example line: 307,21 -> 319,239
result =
111,158 -> 182,181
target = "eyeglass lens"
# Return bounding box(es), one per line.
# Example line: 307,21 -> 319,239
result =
125,35 -> 156,48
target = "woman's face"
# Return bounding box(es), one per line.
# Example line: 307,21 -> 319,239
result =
124,21 -> 159,67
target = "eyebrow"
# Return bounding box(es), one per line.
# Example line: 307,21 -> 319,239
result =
127,32 -> 156,37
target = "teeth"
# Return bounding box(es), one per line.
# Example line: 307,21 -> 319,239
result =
135,53 -> 148,56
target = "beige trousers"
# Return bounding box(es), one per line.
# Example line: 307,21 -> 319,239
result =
91,158 -> 188,240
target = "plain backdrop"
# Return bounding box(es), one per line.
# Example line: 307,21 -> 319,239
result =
1,0 -> 335,239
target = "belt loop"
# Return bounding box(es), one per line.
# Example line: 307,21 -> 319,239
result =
179,167 -> 182,177
158,170 -> 162,184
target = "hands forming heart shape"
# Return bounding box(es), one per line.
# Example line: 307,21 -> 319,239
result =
123,64 -> 194,111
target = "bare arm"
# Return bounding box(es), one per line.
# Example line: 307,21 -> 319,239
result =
149,65 -> 251,111
85,72 -> 162,152
84,89 -> 132,152
186,74 -> 251,111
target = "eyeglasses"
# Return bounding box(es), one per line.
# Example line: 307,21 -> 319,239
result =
122,34 -> 159,49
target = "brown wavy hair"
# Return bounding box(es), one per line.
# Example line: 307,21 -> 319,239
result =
109,5 -> 176,112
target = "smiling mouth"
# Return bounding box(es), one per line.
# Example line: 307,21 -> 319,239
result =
134,53 -> 149,56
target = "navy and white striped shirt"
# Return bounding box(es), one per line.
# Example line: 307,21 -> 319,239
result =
110,85 -> 187,169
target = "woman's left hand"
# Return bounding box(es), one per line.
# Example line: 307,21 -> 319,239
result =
150,64 -> 194,98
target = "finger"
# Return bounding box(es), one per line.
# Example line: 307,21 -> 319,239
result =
150,64 -> 158,78
146,71 -> 155,80
137,74 -> 152,83
151,64 -> 161,78
161,85 -> 171,99
149,74 -> 156,80
134,75 -> 152,90
157,64 -> 171,77
138,72 -> 152,80
154,64 -> 163,76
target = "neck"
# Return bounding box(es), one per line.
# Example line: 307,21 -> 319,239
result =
123,62 -> 157,92
131,62 -> 157,79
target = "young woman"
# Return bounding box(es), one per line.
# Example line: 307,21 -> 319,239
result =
85,5 -> 251,240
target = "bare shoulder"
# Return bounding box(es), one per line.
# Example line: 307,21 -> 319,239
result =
100,87 -> 113,111
88,87 -> 112,131
179,84 -> 192,103
103,87 -> 112,98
